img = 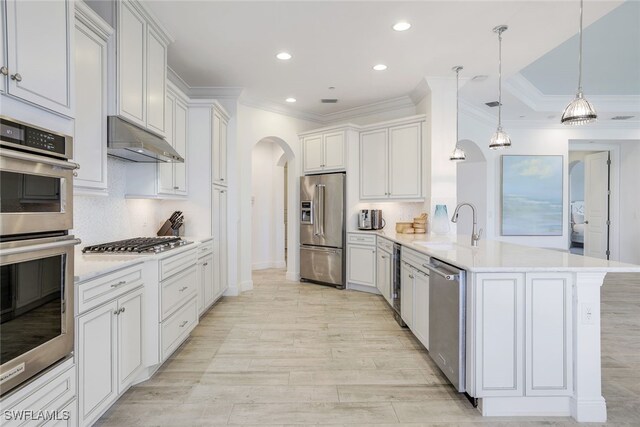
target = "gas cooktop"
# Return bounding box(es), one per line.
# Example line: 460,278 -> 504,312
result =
82,237 -> 192,254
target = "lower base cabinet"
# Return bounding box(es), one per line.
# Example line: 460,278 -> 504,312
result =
376,247 -> 392,304
400,262 -> 414,329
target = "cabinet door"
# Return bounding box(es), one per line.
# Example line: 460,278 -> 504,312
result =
360,129 -> 388,199
303,135 -> 324,173
0,4 -> 6,94
347,245 -> 376,287
475,273 -> 525,397
146,26 -> 166,135
197,258 -> 205,315
388,123 -> 421,199
173,100 -> 188,194
212,186 -> 228,296
376,250 -> 391,303
525,273 -> 573,396
117,288 -> 144,394
5,0 -> 73,116
202,253 -> 214,308
118,0 -> 146,126
78,301 -> 118,424
74,18 -> 108,193
323,131 -> 345,171
400,263 -> 414,328
413,270 -> 429,350
212,111 -> 227,185
157,93 -> 175,194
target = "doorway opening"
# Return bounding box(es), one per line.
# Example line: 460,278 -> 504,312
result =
568,147 -> 612,260
250,137 -> 293,272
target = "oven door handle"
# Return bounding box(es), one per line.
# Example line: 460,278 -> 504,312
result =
0,148 -> 80,170
1,238 -> 82,256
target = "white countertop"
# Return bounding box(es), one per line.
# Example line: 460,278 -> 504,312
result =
74,237 -> 211,283
350,230 -> 640,273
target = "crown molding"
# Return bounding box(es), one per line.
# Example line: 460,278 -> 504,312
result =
239,96 -> 325,124
130,0 -> 174,45
167,67 -> 244,100
320,95 -> 415,123
75,1 -> 113,40
505,73 -> 640,113
459,99 -> 496,127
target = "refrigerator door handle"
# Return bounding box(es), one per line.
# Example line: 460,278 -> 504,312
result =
317,184 -> 326,237
313,185 -> 320,236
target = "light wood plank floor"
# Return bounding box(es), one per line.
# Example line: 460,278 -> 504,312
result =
97,270 -> 640,426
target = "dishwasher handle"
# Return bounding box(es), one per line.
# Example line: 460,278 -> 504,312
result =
422,262 -> 458,281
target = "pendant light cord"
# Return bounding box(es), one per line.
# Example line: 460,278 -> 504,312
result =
456,67 -> 460,147
578,0 -> 584,93
498,29 -> 503,127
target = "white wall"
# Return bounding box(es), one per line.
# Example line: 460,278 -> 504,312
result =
72,158 -> 163,245
251,139 -> 286,270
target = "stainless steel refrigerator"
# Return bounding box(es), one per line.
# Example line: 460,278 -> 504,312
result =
299,173 -> 345,288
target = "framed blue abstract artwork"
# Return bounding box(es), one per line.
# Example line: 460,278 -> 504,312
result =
501,155 -> 563,236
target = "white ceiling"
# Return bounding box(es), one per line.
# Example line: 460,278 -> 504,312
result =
145,0 -> 634,121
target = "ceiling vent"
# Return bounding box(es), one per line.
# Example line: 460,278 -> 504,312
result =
611,115 -> 634,120
321,99 -> 338,103
485,101 -> 501,108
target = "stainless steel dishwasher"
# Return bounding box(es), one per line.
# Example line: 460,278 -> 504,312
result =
425,257 -> 466,392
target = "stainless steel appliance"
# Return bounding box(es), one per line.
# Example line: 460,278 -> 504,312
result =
107,116 -> 184,163
0,117 -> 76,237
300,173 -> 345,288
390,243 -> 405,326
358,209 -> 384,230
82,237 -> 192,254
425,258 -> 466,392
0,116 -> 80,396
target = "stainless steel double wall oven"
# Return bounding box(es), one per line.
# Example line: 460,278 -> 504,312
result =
0,116 -> 79,395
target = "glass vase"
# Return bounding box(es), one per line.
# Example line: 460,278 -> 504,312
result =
432,204 -> 450,235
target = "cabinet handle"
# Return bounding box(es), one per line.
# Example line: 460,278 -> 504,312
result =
221,178 -> 225,181
179,320 -> 188,328
120,307 -> 126,314
202,262 -> 208,266
173,186 -> 179,190
179,286 -> 188,292
113,310 -> 119,315
381,255 -> 387,259
220,190 -> 225,194
409,274 -> 414,279
10,73 -> 22,82
111,280 -> 127,288
0,66 -> 8,76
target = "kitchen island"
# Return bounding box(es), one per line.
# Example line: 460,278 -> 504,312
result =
349,230 -> 640,422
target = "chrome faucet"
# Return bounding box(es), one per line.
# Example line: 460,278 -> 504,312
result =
451,202 -> 482,247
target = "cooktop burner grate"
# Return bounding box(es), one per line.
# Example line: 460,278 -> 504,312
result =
82,237 -> 190,254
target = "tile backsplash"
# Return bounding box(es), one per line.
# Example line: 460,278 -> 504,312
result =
72,158 -> 163,246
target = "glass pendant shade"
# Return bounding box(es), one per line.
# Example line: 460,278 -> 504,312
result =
450,147 -> 466,160
561,91 -> 597,125
489,126 -> 511,150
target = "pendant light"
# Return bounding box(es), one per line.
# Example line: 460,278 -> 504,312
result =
450,66 -> 466,161
561,0 -> 597,125
489,25 -> 511,150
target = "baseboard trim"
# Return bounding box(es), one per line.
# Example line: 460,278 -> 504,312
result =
238,280 -> 253,292
480,396 -> 572,418
286,271 -> 300,282
224,285 -> 240,296
570,396 -> 607,422
252,260 -> 286,270
347,282 -> 381,294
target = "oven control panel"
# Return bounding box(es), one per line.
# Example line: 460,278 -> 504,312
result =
0,117 -> 72,159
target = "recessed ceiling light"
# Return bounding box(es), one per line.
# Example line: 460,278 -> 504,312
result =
373,64 -> 387,71
276,52 -> 292,60
285,97 -> 296,103
393,22 -> 411,32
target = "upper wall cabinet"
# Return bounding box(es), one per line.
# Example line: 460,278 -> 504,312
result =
360,116 -> 424,201
94,0 -> 172,136
301,129 -> 347,174
1,0 -> 74,116
212,105 -> 229,186
74,2 -> 113,195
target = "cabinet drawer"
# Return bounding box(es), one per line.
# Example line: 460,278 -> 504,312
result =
1,359 -> 76,427
402,247 -> 430,272
77,264 -> 144,314
159,248 -> 197,280
161,297 -> 198,360
161,264 -> 198,320
348,233 -> 376,246
377,237 -> 393,253
198,241 -> 213,257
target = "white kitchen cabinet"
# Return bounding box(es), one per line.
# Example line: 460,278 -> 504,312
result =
117,0 -> 145,126
525,272 -> 573,396
212,185 -> 228,297
74,2 -> 112,195
212,107 -> 229,186
199,251 -> 214,313
400,262 -> 414,329
412,269 -> 429,350
302,130 -> 346,174
474,272 -> 525,397
376,237 -> 393,304
157,93 -> 175,194
76,264 -> 145,427
359,117 -> 424,201
347,243 -> 376,288
145,25 -> 166,135
3,0 -> 74,116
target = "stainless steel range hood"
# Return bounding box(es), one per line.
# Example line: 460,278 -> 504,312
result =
107,116 -> 184,163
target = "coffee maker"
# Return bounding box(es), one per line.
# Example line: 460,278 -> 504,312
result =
358,209 -> 385,230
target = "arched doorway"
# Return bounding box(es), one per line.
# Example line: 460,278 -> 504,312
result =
455,139 -> 488,236
250,137 -> 295,278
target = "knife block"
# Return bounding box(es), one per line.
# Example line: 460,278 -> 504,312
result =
157,220 -> 173,236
